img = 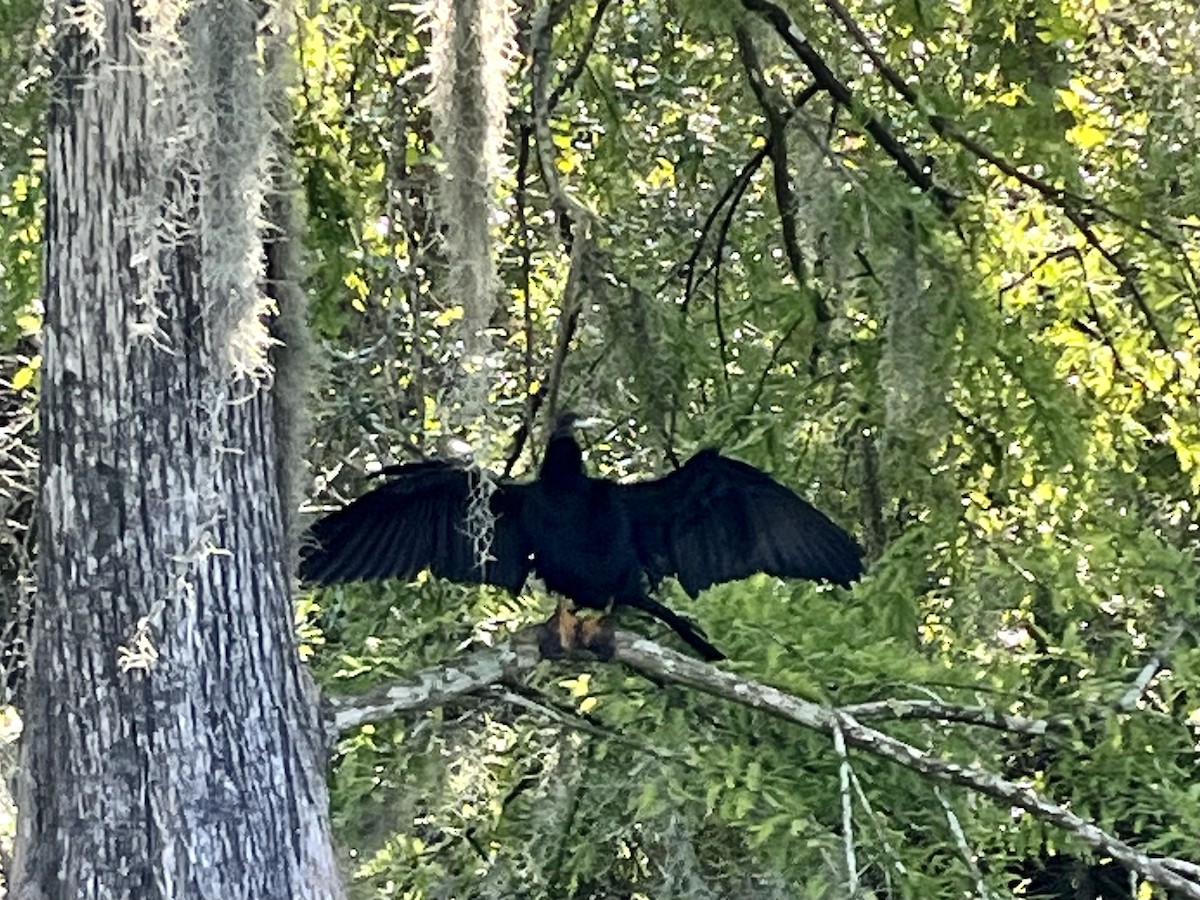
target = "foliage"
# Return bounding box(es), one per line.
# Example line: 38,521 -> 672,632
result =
291,0 -> 1200,894
292,0 -> 1200,895
3,0 -> 1199,895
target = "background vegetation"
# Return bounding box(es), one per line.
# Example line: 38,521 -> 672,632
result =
3,0 -> 1198,896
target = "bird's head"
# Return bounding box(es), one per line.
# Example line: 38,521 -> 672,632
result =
542,410 -> 600,482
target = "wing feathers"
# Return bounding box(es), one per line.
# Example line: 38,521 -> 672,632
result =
620,450 -> 863,596
300,464 -> 531,593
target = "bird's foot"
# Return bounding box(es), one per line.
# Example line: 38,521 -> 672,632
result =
537,605 -> 615,661
576,615 -> 615,661
538,603 -> 580,659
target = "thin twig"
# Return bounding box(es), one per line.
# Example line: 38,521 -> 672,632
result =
543,225 -> 590,420
736,25 -> 826,323
493,685 -> 679,760
838,699 -> 1058,737
675,143 -> 770,315
546,0 -> 615,111
711,229 -> 732,398
1063,207 -> 1171,354
847,766 -> 904,895
504,120 -> 540,477
1117,621 -> 1186,712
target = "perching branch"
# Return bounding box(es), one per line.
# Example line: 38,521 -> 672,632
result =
323,633 -> 542,736
323,626 -> 1200,898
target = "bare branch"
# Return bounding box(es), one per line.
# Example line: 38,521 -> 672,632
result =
547,0 -> 616,111
324,631 -> 542,736
529,0 -> 608,423
832,717 -> 860,893
506,120 -> 539,476
742,0 -> 956,212
1117,620 -> 1186,711
493,686 -> 679,760
543,225 -> 592,420
1063,207 -> 1171,354
847,765 -> 904,895
735,24 -> 828,323
838,699 -> 1058,737
1166,859 -> 1200,879
674,143 -> 770,315
934,786 -> 992,900
531,0 -> 593,226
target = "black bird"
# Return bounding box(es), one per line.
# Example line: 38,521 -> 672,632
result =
300,412 -> 863,660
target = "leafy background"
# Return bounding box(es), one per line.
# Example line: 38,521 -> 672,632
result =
3,0 -> 1200,897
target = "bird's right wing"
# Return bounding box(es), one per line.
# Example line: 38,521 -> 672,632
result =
617,450 -> 863,597
299,461 -> 532,593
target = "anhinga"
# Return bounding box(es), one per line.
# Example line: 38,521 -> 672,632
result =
300,413 -> 863,660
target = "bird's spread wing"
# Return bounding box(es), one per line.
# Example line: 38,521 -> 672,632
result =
299,462 -> 532,593
617,449 -> 863,596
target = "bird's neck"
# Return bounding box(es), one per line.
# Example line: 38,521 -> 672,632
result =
540,434 -> 585,484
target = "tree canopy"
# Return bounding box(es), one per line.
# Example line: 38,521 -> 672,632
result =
2,0 -> 1198,897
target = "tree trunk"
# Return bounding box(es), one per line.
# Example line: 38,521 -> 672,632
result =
9,0 -> 344,897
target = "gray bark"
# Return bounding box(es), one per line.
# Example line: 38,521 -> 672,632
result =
9,1 -> 344,897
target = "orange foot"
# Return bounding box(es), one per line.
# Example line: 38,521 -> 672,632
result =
537,603 -> 616,661
576,615 -> 615,661
538,602 -> 580,659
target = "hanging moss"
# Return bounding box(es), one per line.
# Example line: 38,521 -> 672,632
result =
426,0 -> 514,362
184,0 -> 276,374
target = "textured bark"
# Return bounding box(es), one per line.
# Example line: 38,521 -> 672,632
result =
10,1 -> 344,897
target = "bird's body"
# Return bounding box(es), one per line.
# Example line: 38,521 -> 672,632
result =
523,425 -> 640,609
301,413 -> 864,660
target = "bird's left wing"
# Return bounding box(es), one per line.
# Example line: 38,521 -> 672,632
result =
617,449 -> 863,597
299,461 -> 532,593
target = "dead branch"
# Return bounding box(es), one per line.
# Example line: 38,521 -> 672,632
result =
1117,620 -> 1186,712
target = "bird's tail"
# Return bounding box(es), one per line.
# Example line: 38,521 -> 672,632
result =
623,594 -> 725,661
